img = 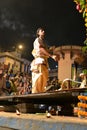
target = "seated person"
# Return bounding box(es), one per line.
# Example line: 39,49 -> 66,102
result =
79,73 -> 86,88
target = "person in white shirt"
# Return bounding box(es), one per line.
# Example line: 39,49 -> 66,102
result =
79,73 -> 86,88
31,27 -> 58,93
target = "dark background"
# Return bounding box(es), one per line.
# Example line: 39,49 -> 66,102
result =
0,0 -> 86,68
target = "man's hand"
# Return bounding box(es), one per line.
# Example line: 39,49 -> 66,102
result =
51,54 -> 60,61
49,46 -> 55,51
51,55 -> 57,61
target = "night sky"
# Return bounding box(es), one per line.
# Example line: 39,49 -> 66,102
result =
0,0 -> 86,68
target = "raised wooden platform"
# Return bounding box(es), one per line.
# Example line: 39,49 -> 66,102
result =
0,88 -> 86,104
0,88 -> 86,114
0,88 -> 86,105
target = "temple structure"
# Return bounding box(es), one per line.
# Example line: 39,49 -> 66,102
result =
54,45 -> 84,81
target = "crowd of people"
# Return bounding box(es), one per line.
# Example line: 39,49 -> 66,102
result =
0,68 -> 32,96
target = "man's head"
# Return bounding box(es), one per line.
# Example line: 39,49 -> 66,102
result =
36,27 -> 45,37
79,73 -> 85,78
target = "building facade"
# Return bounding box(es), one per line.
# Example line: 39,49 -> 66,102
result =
0,51 -> 31,74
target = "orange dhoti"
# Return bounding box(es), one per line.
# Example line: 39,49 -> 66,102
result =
32,64 -> 48,93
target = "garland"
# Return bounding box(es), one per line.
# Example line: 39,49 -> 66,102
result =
78,102 -> 87,108
78,95 -> 87,100
74,0 -> 86,17
73,0 -> 87,45
78,110 -> 87,116
78,95 -> 87,117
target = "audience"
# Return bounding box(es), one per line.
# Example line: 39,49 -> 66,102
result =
1,69 -> 32,96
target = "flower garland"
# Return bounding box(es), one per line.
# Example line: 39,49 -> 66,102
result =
78,110 -> 87,116
78,95 -> 87,117
78,95 -> 87,100
73,0 -> 87,45
74,0 -> 86,17
78,102 -> 87,108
